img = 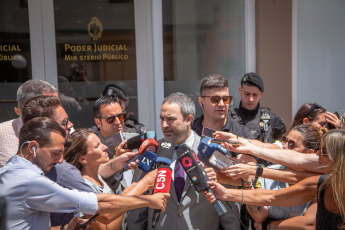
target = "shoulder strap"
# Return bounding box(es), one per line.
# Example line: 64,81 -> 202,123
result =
229,108 -> 242,124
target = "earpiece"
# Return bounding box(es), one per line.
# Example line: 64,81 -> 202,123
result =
202,103 -> 204,108
31,146 -> 36,158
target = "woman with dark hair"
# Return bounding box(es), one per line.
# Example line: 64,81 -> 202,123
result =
206,129 -> 345,230
291,102 -> 341,131
220,124 -> 323,229
64,128 -> 157,230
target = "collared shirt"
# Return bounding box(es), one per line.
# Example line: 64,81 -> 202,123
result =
0,155 -> 98,230
0,117 -> 22,167
171,131 -> 195,180
192,114 -> 254,139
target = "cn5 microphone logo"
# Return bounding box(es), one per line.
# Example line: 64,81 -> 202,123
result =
161,142 -> 171,149
182,157 -> 193,168
155,169 -> 168,190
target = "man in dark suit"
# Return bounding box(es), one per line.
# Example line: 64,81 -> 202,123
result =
127,92 -> 240,230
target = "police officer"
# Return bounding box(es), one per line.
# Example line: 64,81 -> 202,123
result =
230,72 -> 286,157
102,84 -> 147,135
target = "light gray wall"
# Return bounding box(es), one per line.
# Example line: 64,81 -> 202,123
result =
296,0 -> 345,113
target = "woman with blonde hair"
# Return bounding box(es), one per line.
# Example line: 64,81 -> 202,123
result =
206,129 -> 345,229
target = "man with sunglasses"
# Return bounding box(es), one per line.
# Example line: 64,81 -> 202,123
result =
230,73 -> 286,147
102,84 -> 148,135
192,74 -> 257,230
21,95 -> 141,227
192,74 -> 254,140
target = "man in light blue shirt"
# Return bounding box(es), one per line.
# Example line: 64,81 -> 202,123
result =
0,117 -> 169,230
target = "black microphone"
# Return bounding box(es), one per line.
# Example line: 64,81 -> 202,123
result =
153,138 -> 176,168
125,134 -> 144,149
152,165 -> 172,228
176,144 -> 228,216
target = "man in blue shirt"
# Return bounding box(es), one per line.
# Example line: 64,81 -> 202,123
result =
0,117 -> 169,230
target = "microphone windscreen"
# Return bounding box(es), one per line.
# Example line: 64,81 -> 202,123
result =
153,165 -> 172,194
138,151 -> 157,172
155,139 -> 175,165
198,137 -> 215,159
138,138 -> 159,155
126,135 -> 144,149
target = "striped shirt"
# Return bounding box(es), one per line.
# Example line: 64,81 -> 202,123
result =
0,117 -> 22,167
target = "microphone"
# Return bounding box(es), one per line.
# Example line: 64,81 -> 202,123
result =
138,151 -> 157,172
198,137 -> 235,169
125,134 -> 144,149
153,138 -> 176,168
176,144 -> 228,216
119,138 -> 159,173
138,138 -> 174,180
152,165 -> 172,228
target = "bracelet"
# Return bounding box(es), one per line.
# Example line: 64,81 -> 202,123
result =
256,164 -> 263,177
60,224 -> 65,230
241,188 -> 244,205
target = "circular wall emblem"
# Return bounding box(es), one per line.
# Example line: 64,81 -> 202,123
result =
88,17 -> 103,41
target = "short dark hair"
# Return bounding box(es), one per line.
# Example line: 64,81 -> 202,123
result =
93,95 -> 121,118
16,79 -> 58,110
162,92 -> 195,119
18,117 -> 66,151
21,96 -> 62,124
200,74 -> 228,95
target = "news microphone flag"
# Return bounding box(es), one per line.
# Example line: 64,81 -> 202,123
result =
152,165 -> 172,228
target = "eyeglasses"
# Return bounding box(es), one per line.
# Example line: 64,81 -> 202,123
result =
281,136 -> 298,150
305,103 -> 322,117
98,112 -> 126,124
59,118 -> 69,130
201,96 -> 232,104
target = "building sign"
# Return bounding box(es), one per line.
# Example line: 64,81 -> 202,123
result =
64,17 -> 128,61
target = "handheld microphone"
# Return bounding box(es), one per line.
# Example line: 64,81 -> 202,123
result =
138,151 -> 157,172
153,138 -> 176,168
125,134 -> 144,149
120,138 -> 159,173
198,137 -> 235,169
152,165 -> 172,228
176,144 -> 228,216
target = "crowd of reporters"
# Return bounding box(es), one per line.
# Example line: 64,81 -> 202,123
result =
0,74 -> 345,230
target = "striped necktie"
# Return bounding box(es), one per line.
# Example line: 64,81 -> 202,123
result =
174,160 -> 185,202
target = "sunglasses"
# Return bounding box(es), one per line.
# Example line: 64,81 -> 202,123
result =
59,118 -> 69,130
99,112 -> 126,124
281,136 -> 298,150
305,103 -> 322,117
201,96 -> 232,104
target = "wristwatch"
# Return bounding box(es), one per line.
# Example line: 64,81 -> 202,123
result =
256,164 -> 264,177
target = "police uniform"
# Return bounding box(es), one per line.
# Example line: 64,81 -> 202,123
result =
229,103 -> 286,143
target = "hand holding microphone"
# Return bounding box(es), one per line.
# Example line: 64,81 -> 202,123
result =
152,165 -> 172,228
119,138 -> 159,173
176,144 -> 228,216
